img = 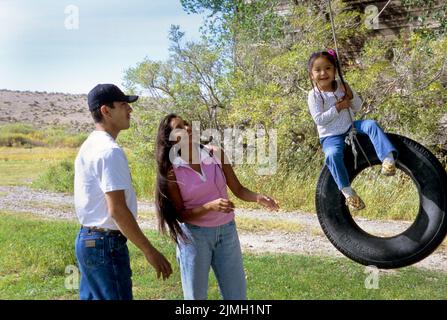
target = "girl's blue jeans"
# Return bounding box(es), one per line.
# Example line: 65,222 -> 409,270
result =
176,220 -> 247,300
320,119 -> 397,190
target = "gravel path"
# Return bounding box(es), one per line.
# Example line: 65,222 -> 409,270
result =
1,185 -> 446,273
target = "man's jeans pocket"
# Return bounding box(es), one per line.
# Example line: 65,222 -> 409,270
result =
77,235 -> 105,268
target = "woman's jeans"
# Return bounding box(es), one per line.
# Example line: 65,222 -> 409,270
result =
177,220 -> 247,300
320,120 -> 397,190
75,227 -> 132,300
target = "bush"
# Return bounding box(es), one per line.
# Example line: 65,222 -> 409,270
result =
0,133 -> 44,147
32,159 -> 74,193
0,124 -> 87,148
32,155 -> 157,199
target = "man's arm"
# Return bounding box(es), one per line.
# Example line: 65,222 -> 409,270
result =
105,190 -> 172,280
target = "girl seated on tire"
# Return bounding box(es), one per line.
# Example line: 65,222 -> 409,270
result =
307,50 -> 397,211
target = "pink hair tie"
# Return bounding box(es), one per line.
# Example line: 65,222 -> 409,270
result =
327,49 -> 337,61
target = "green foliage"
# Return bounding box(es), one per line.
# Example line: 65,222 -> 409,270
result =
32,159 -> 75,193
180,0 -> 229,14
16,0 -> 445,219
0,124 -> 87,148
181,0 -> 285,45
124,25 -> 231,131
120,0 -> 447,215
347,33 -> 447,146
401,0 -> 447,37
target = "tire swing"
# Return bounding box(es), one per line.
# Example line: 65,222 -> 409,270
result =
316,133 -> 447,269
315,0 -> 447,268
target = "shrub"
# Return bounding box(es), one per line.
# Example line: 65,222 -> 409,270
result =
0,124 -> 87,148
32,159 -> 74,193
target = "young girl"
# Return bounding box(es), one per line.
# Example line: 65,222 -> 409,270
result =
307,50 -> 397,211
154,113 -> 279,300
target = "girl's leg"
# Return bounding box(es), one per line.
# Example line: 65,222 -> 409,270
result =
321,135 -> 350,191
354,120 -> 397,162
321,134 -> 366,210
211,220 -> 247,300
177,224 -> 213,300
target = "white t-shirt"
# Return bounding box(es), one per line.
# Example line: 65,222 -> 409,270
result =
74,130 -> 138,230
308,80 -> 363,138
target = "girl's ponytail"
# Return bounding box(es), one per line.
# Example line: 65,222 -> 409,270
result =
328,49 -> 348,95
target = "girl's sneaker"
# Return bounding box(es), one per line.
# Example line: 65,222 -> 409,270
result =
345,194 -> 366,211
381,159 -> 396,176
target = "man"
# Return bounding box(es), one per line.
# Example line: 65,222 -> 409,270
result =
74,84 -> 172,300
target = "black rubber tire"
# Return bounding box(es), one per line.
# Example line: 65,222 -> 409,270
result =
316,133 -> 447,269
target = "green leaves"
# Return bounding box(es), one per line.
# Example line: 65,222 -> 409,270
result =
123,0 -> 447,170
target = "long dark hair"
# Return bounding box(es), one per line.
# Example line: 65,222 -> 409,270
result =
155,113 -> 186,244
307,50 -> 348,106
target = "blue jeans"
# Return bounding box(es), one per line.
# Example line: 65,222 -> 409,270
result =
75,227 -> 132,300
176,220 -> 247,300
320,120 -> 397,190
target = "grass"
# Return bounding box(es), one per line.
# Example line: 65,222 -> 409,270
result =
0,160 -> 48,186
235,216 -> 303,233
32,159 -> 75,193
0,121 -> 424,221
0,147 -> 77,187
0,123 -> 87,148
351,165 -> 419,221
231,163 -> 318,213
0,144 -> 421,221
44,160 -> 420,222
0,211 -> 446,300
0,146 -> 76,161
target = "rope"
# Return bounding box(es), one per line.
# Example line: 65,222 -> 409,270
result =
327,0 -> 340,60
327,0 -> 373,170
369,0 -> 393,26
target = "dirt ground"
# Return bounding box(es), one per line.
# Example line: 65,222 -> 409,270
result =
1,185 -> 445,273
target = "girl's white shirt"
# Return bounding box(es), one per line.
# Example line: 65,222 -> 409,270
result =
308,79 -> 363,138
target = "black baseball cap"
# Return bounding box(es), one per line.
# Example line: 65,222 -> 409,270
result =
87,84 -> 139,112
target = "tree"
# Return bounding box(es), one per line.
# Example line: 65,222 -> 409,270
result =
124,0 -> 447,170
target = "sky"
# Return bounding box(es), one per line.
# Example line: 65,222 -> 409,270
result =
0,0 -> 205,94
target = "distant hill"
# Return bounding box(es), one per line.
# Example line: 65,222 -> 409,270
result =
0,89 -> 94,132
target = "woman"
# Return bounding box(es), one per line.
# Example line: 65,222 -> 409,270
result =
155,113 -> 279,300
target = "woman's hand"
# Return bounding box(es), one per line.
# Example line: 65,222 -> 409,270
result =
256,194 -> 280,211
204,198 -> 235,214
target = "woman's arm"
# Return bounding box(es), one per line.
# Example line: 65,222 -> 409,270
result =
214,147 -> 279,211
166,169 -> 234,221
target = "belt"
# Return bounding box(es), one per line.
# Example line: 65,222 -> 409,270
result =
81,225 -> 123,235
